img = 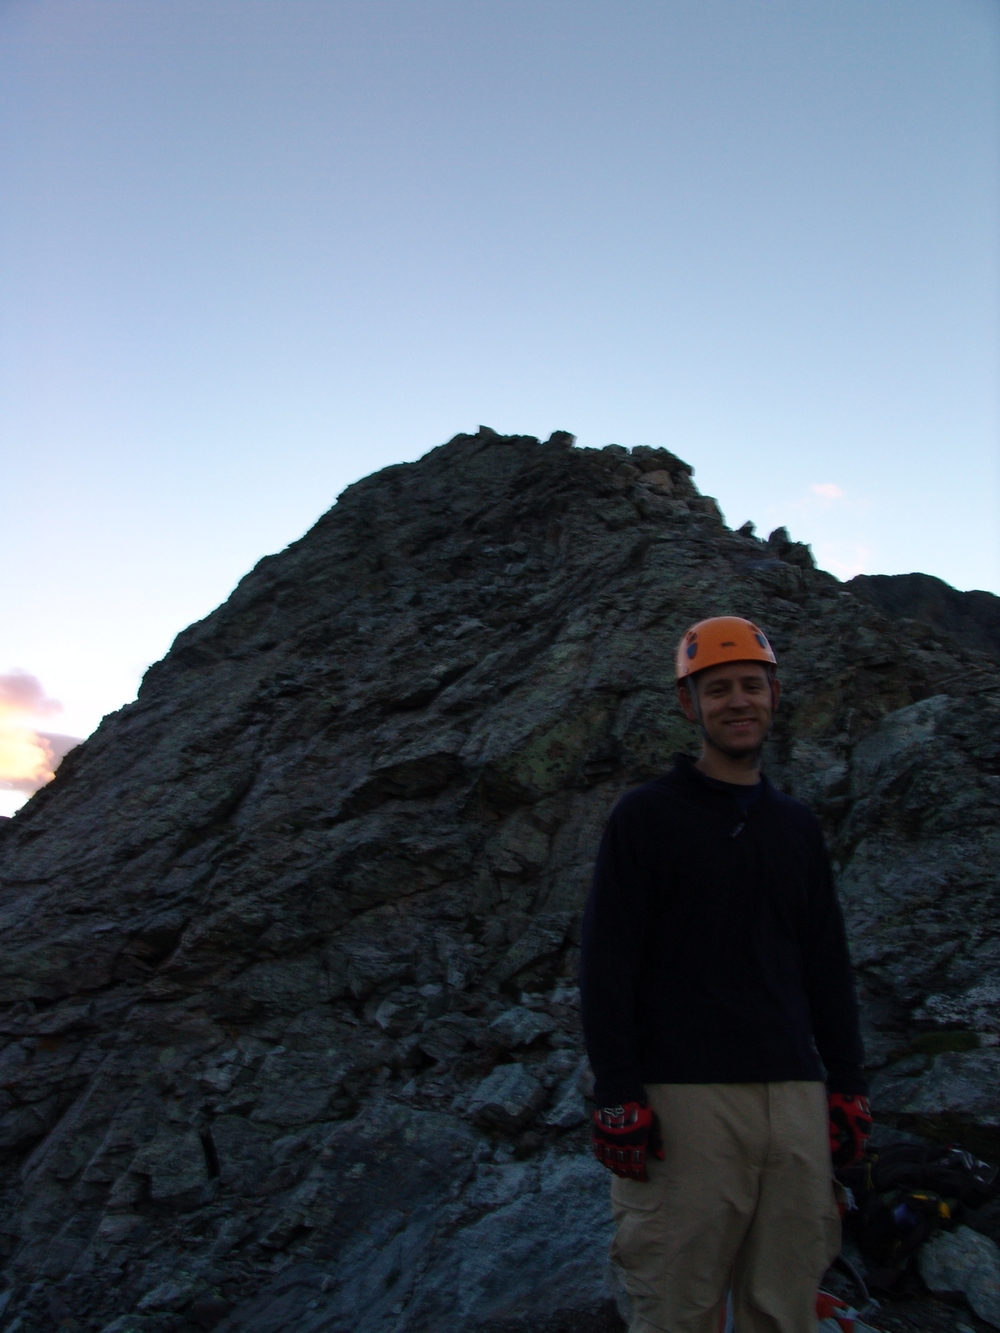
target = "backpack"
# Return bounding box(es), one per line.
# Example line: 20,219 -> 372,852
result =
838,1142 -> 999,1209
836,1141 -> 999,1291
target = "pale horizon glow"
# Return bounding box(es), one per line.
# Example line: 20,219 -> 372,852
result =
2,1 -> 998,818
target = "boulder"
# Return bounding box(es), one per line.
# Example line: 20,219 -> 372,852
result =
466,1063 -> 546,1131
487,1005 -> 557,1049
918,1225 -> 1000,1328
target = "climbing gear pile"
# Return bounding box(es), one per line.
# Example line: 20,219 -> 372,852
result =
836,1139 -> 1000,1291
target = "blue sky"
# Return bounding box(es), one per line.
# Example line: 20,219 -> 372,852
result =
1,0 -> 998,813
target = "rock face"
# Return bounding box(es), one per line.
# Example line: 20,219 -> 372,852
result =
849,572 -> 1000,664
1,427 -> 999,1333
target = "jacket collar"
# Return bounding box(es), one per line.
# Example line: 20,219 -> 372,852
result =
671,752 -> 773,804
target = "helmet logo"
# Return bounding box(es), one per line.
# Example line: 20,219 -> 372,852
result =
720,640 -> 736,648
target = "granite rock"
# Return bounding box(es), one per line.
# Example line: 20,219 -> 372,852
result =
918,1225 -> 1000,1327
544,1061 -> 590,1129
488,1007 -> 558,1050
466,1063 -> 546,1131
871,1049 -> 1000,1122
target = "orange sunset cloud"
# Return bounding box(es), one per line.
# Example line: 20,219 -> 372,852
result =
0,671 -> 81,797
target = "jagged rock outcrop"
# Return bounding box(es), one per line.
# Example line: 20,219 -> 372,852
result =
1,428 -> 999,1333
849,572 -> 1000,664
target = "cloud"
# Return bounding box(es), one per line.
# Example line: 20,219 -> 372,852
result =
810,483 -> 845,501
0,729 -> 58,792
0,671 -> 80,797
0,669 -> 62,721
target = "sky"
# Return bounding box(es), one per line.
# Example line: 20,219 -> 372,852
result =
1,0 -> 999,815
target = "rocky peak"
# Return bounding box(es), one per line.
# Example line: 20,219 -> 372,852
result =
1,427 -> 999,1332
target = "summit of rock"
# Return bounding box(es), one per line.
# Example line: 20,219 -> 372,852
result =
2,427 -> 999,1332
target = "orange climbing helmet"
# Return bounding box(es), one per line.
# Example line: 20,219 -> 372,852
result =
675,616 -> 777,680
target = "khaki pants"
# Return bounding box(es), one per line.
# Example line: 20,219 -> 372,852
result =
609,1082 -> 840,1333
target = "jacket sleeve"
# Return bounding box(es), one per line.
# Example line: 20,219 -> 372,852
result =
579,796 -> 650,1107
804,823 -> 869,1096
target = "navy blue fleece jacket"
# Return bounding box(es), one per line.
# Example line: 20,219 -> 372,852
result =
579,754 -> 867,1107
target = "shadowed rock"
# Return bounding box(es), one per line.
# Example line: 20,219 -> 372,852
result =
848,572 -> 1000,663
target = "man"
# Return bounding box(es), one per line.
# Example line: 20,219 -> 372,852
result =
579,616 -> 871,1333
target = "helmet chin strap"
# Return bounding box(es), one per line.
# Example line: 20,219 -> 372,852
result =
686,678 -> 709,742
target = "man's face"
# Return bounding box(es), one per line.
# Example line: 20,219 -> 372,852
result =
677,661 -> 778,758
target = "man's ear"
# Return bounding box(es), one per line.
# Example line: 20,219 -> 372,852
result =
677,681 -> 699,723
770,676 -> 781,713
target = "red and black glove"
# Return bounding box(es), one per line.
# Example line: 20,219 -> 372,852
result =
828,1092 -> 873,1167
592,1101 -> 664,1182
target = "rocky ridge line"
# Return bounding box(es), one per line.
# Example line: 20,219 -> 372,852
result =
848,573 -> 1000,666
